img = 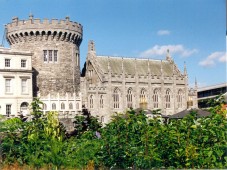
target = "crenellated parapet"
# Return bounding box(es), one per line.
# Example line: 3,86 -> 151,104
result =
5,15 -> 83,46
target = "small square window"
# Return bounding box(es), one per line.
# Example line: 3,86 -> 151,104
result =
5,59 -> 10,67
21,60 -> 26,68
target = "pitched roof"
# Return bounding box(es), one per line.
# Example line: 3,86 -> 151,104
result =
95,56 -> 176,76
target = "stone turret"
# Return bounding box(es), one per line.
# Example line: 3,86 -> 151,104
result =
5,15 -> 83,97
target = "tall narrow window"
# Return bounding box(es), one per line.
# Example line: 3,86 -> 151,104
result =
5,59 -> 10,67
100,95 -> 104,108
76,53 -> 79,66
69,103 -> 73,110
113,88 -> 120,109
165,89 -> 171,108
61,102 -> 65,110
21,59 -> 26,68
52,103 -> 56,110
89,95 -> 94,109
54,50 -> 58,62
49,50 -> 53,62
89,70 -> 93,77
76,103 -> 79,110
127,88 -> 133,108
21,79 -> 27,93
43,103 -> 47,110
43,50 -> 47,62
5,79 -> 11,93
6,104 -> 11,117
153,89 -> 159,108
140,88 -> 147,103
177,89 -> 183,108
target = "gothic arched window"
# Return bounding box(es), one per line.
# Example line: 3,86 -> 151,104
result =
113,88 -> 120,109
43,103 -> 47,110
61,102 -> 65,110
165,89 -> 171,108
177,89 -> 183,108
153,89 -> 159,108
127,88 -> 133,108
140,88 -> 147,103
52,103 -> 56,110
100,95 -> 104,108
69,103 -> 73,110
89,95 -> 94,109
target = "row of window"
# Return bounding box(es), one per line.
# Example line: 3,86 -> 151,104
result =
89,89 -> 184,109
4,102 -> 29,117
4,59 -> 27,68
42,102 -> 80,110
5,79 -> 28,94
43,50 -> 79,66
43,50 -> 58,63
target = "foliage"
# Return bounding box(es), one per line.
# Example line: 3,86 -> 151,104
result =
97,107 -> 227,169
0,99 -> 226,169
71,107 -> 102,138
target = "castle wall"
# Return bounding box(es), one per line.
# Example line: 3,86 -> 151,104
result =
5,16 -> 83,97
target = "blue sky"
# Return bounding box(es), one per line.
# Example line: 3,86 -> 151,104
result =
0,0 -> 226,87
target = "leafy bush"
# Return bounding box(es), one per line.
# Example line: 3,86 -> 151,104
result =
0,99 -> 226,169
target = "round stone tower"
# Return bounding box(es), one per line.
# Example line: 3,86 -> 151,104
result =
5,15 -> 83,97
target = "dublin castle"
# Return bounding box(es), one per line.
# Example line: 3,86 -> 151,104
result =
0,15 -> 197,123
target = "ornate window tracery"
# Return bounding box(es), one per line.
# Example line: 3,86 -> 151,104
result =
113,88 -> 120,109
177,89 -> 183,108
127,88 -> 133,108
89,95 -> 94,109
165,89 -> 171,108
100,95 -> 104,108
153,89 -> 159,108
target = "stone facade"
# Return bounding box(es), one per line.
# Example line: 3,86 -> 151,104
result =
81,41 -> 197,123
6,15 -> 82,97
0,47 -> 33,116
1,15 -> 197,123
5,15 -> 83,116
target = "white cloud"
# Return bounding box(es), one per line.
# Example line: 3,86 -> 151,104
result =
139,44 -> 198,58
157,30 -> 170,36
199,51 -> 226,67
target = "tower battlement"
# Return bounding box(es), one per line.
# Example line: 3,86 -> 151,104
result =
6,15 -> 83,46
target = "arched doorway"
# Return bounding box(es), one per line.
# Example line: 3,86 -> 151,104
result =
20,102 -> 29,116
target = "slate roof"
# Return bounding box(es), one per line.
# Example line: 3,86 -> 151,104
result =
169,109 -> 211,119
95,56 -> 176,76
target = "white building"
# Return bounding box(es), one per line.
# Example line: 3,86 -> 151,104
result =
0,47 -> 33,117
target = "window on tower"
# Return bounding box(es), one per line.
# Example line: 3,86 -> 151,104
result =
43,50 -> 47,62
49,50 -> 52,61
43,50 -> 58,63
54,50 -> 58,62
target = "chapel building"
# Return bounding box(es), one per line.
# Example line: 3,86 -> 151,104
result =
81,41 -> 197,123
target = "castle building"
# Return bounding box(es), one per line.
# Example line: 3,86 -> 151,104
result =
0,15 -> 197,122
81,41 -> 197,123
0,47 -> 33,116
4,15 -> 83,118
